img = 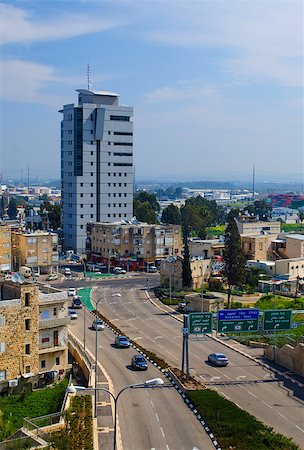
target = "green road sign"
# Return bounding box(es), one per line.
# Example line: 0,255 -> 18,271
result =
263,310 -> 292,331
189,313 -> 213,334
217,319 -> 259,333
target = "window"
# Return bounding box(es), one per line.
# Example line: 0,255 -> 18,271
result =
0,370 -> 6,381
108,193 -> 111,197
56,357 -> 60,365
80,182 -> 83,187
90,193 -> 93,197
108,214 -> 111,218
110,115 -> 130,121
108,142 -> 111,146
80,204 -> 83,208
91,141 -> 94,144
53,307 -> 57,316
80,193 -> 83,197
25,344 -> 30,354
0,342 -> 6,353
25,319 -> 30,331
114,152 -> 132,157
80,225 -> 83,229
114,163 -> 132,167
91,172 -> 93,176
90,130 -> 93,134
114,142 -> 133,146
25,366 -> 30,373
25,293 -> 30,307
91,151 -> 93,155
91,183 -> 93,187
108,131 -> 111,135
114,131 -> 133,136
80,214 -> 83,218
91,162 -> 93,166
108,173 -> 111,176
108,163 -> 111,166
41,360 -> 46,369
90,204 -> 93,208
91,214 -> 94,218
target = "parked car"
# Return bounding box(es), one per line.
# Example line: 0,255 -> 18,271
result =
69,309 -> 78,320
147,265 -> 157,273
113,267 -> 126,274
92,319 -> 105,331
131,355 -> 148,370
208,353 -> 229,367
63,267 -> 72,276
72,296 -> 82,309
68,288 -> 77,297
115,335 -> 131,348
46,273 -> 58,281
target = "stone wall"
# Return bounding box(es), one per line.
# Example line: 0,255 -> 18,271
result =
264,342 -> 304,376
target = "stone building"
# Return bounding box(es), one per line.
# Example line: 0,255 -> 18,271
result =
160,256 -> 211,290
0,223 -> 11,272
0,279 -> 70,385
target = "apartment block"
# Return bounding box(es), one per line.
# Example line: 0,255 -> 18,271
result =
0,280 -> 70,384
12,231 -> 59,274
236,218 -> 281,236
60,89 -> 134,253
0,223 -> 11,272
188,238 -> 225,259
87,221 -> 182,263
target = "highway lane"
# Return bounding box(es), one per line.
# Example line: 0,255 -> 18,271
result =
69,306 -> 214,450
89,278 -> 304,448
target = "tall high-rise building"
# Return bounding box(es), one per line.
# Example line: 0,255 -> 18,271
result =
60,89 -> 134,253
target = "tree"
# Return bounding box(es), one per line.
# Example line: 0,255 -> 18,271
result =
133,200 -> 157,223
135,191 -> 160,212
243,199 -> 272,221
161,204 -> 181,224
182,229 -> 192,289
222,215 -> 246,307
39,201 -> 61,230
7,198 -> 18,220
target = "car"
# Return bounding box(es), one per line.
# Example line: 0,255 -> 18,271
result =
69,309 -> 78,320
208,353 -> 229,367
46,274 -> 58,281
68,288 -> 77,297
92,319 -> 105,331
72,296 -> 82,309
63,268 -> 72,276
113,267 -> 126,274
115,335 -> 131,348
147,265 -> 157,273
131,355 -> 148,370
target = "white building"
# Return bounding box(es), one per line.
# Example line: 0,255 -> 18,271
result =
60,89 -> 134,253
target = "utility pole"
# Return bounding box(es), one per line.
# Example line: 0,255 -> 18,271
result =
27,164 -> 30,194
252,164 -> 255,201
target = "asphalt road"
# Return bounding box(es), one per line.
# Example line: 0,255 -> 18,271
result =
69,303 -> 214,450
56,273 -> 304,448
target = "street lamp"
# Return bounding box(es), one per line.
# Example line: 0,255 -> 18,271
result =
66,378 -> 164,450
94,297 -> 103,418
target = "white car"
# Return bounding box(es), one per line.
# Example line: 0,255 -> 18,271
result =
113,267 -> 126,274
46,274 -> 58,281
68,288 -> 77,297
92,319 -> 105,331
69,309 -> 78,320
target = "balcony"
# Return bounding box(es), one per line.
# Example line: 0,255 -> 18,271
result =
39,340 -> 68,354
39,316 -> 70,330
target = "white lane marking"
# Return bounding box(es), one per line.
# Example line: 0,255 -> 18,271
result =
154,336 -> 163,339
134,336 -> 143,340
296,425 -> 304,433
199,375 -> 207,381
129,317 -> 136,321
278,412 -> 288,420
193,354 -> 200,359
150,400 -> 155,409
145,317 -> 153,320
247,391 -> 257,398
160,427 -> 165,438
235,403 -> 243,409
221,392 -> 230,400
262,401 -> 272,409
155,412 -> 159,422
166,446 -> 170,450
145,390 -> 149,397
236,375 -> 247,381
211,376 -> 221,382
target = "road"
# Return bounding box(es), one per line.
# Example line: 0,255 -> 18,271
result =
69,302 -> 214,450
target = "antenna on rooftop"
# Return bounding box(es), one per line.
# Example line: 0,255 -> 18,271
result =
252,164 -> 255,201
87,64 -> 92,90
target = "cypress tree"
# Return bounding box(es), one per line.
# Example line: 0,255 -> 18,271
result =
182,240 -> 193,289
222,215 -> 246,307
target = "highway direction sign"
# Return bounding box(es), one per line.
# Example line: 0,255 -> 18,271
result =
189,313 -> 213,334
217,308 -> 259,333
263,310 -> 292,331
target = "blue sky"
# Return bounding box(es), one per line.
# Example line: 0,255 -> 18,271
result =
0,0 -> 303,182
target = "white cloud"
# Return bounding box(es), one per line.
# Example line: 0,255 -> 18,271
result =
0,2 -> 123,45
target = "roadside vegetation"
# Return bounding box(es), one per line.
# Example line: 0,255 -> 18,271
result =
0,379 -> 68,441
187,389 -> 300,450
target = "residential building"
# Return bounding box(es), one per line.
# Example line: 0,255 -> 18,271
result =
274,258 -> 304,280
285,234 -> 304,259
0,223 -> 11,272
236,217 -> 281,235
60,89 -> 134,253
87,220 -> 182,266
241,234 -> 275,261
188,238 -> 225,259
160,256 -> 211,290
11,230 -> 59,274
0,279 -> 70,384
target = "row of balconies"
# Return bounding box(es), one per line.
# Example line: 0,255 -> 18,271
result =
39,316 -> 70,330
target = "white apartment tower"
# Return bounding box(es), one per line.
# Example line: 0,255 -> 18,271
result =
60,89 -> 134,253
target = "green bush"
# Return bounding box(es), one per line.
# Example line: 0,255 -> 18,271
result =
187,389 -> 299,450
208,280 -> 224,291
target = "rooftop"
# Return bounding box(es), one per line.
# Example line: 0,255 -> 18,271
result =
286,234 -> 304,240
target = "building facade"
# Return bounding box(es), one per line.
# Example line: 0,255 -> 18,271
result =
188,238 -> 225,259
0,280 -> 70,384
60,89 -> 134,253
236,218 -> 281,236
12,231 -> 59,274
87,221 -> 182,265
0,223 -> 11,272
160,257 -> 211,290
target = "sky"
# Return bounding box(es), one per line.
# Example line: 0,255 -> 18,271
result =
0,0 -> 303,183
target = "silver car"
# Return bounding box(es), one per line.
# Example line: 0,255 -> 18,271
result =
92,319 -> 105,331
208,353 -> 229,367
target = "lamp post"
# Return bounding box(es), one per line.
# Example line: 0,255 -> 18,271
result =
94,297 -> 103,418
66,378 -> 164,450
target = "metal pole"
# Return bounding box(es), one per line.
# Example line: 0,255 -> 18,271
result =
94,298 -> 102,418
181,315 -> 186,377
185,315 -> 190,382
294,276 -> 299,301
169,264 -> 172,305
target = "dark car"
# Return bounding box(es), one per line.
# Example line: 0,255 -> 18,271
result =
131,355 -> 148,370
72,296 -> 82,309
115,335 -> 131,348
208,353 -> 229,367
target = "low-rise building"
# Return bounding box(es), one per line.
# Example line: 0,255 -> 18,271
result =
241,234 -> 275,260
12,230 -> 59,274
237,217 -> 281,236
274,257 -> 304,280
285,234 -> 304,259
87,220 -> 182,266
0,223 -> 11,272
0,279 -> 70,385
188,238 -> 224,259
160,256 -> 211,290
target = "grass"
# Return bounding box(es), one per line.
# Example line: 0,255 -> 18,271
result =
281,223 -> 304,233
187,389 -> 299,450
0,379 -> 68,441
206,225 -> 225,236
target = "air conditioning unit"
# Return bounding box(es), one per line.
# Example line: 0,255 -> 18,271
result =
9,379 -> 18,388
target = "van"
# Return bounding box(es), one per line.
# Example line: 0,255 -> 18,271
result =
63,267 -> 71,276
20,266 -> 32,278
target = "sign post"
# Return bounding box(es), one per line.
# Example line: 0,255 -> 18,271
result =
189,313 -> 213,335
217,309 -> 259,333
263,310 -> 292,331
